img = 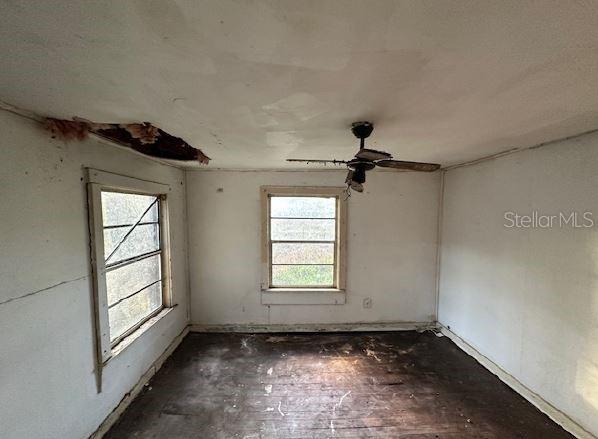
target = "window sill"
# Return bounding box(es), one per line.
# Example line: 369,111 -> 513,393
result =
104,307 -> 175,364
261,288 -> 346,305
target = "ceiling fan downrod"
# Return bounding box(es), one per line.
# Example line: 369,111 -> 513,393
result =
351,121 -> 373,150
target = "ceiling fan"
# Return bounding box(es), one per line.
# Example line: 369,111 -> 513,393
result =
287,121 -> 441,192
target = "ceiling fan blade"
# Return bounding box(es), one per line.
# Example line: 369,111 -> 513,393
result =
355,148 -> 392,161
287,159 -> 347,165
376,160 -> 440,172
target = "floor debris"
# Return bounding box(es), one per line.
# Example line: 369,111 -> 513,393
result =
266,336 -> 287,343
340,343 -> 353,353
105,332 -> 574,439
365,348 -> 382,362
277,401 -> 285,417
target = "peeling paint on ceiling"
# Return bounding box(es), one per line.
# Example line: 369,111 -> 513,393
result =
1,0 -> 598,168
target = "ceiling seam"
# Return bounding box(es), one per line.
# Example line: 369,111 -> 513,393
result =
443,127 -> 598,172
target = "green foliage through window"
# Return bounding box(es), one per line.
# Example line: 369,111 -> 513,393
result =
269,196 -> 337,288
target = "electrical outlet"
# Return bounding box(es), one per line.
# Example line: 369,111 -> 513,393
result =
363,297 -> 372,309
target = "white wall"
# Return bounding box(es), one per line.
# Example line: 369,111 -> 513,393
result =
187,170 -> 440,326
438,132 -> 598,436
0,111 -> 190,439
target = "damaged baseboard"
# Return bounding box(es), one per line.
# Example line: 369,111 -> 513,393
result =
90,326 -> 189,439
190,321 -> 436,333
439,325 -> 595,439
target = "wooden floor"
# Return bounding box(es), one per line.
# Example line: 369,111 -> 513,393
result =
106,332 -> 573,438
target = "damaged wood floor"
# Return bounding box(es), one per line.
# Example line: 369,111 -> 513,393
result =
105,332 -> 573,438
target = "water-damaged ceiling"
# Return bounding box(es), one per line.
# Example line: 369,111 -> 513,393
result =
2,0 -> 598,168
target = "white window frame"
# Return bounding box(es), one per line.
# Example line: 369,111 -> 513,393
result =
260,186 -> 347,305
87,169 -> 173,368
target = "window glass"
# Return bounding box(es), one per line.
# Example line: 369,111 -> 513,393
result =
269,196 -> 337,288
272,243 -> 334,264
271,219 -> 335,241
271,197 -> 336,218
106,254 -> 161,307
271,265 -> 334,287
101,192 -> 159,226
103,223 -> 160,263
108,282 -> 162,341
101,191 -> 163,342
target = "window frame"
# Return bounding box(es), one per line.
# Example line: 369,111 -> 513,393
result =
87,169 -> 173,365
260,186 -> 347,304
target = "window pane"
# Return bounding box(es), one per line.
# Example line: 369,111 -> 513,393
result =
101,192 -> 158,226
272,243 -> 334,264
272,265 -> 334,287
271,219 -> 335,241
104,223 -> 160,263
109,281 -> 162,341
106,254 -> 161,307
271,197 -> 336,218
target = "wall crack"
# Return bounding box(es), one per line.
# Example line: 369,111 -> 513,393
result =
0,274 -> 89,307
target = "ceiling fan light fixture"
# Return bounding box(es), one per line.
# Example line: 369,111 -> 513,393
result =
352,167 -> 366,184
349,181 -> 364,192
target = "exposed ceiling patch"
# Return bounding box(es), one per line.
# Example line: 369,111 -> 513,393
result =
44,117 -> 210,164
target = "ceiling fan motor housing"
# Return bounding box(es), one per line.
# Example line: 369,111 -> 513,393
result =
351,121 -> 374,140
348,159 -> 376,171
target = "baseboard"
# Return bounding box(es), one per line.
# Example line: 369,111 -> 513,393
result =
439,325 -> 595,439
90,326 -> 189,439
190,321 -> 435,333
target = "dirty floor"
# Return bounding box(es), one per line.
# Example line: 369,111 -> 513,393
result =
105,332 -> 573,438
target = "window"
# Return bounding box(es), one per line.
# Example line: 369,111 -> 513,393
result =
261,187 -> 347,303
87,169 -> 172,364
102,192 -> 163,343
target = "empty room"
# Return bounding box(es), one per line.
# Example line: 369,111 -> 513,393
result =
1,1 -> 597,438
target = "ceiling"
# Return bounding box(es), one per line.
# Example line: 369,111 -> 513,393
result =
2,1 -> 598,169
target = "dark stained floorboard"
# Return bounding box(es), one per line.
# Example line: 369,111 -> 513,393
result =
105,332 -> 573,438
